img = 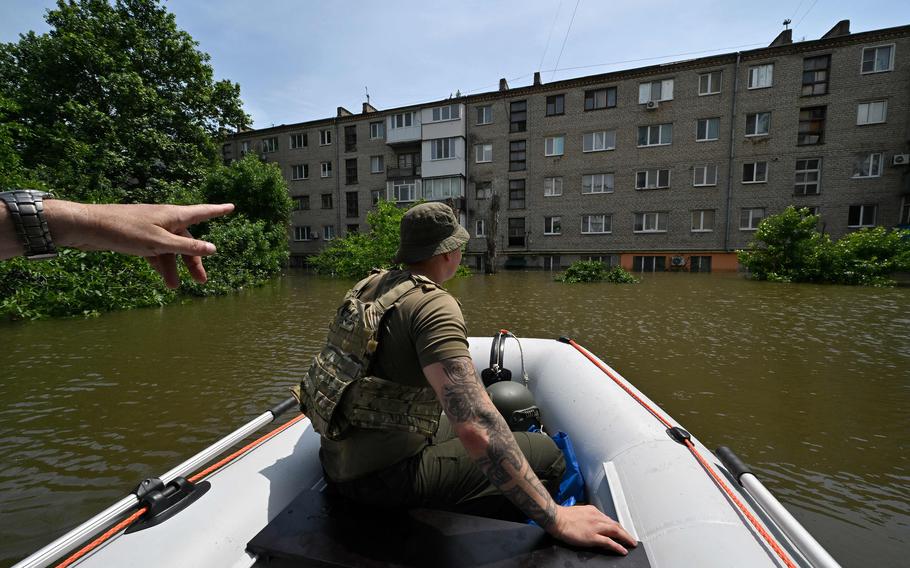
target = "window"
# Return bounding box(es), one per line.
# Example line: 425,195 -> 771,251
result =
475,143 -> 493,163
475,182 -> 492,199
748,64 -> 773,89
802,55 -> 830,96
240,141 -> 250,155
633,256 -> 666,272
475,219 -> 486,237
794,159 -> 821,195
323,225 -> 336,241
745,112 -> 771,136
397,153 -> 417,169
290,133 -> 307,149
543,256 -> 560,271
391,179 -> 417,202
345,158 -> 358,185
508,218 -> 526,247
857,101 -> 887,125
476,105 -> 492,125
740,208 -> 765,230
582,173 -> 614,194
544,216 -> 561,235
321,193 -> 333,209
261,137 -> 278,153
344,125 -> 357,152
320,161 -> 332,178
291,164 -> 308,180
691,210 -> 715,232
853,153 -> 883,178
371,189 -> 381,206
510,100 -> 527,132
798,106 -> 826,145
848,205 -> 876,227
861,45 -> 894,74
638,124 -> 673,147
742,161 -> 768,183
634,212 -> 668,233
585,87 -> 617,110
583,131 -> 616,152
347,224 -> 359,234
423,177 -> 463,200
544,177 -> 563,197
294,196 -> 309,211
370,155 -> 384,173
635,169 -> 670,190
900,199 -> 910,225
430,138 -> 456,160
345,191 -> 359,218
431,104 -> 460,122
391,112 -> 415,129
508,179 -> 526,209
319,129 -> 332,145
509,140 -> 526,171
638,79 -> 674,103
581,214 -> 611,234
696,118 -> 719,141
293,226 -> 314,241
546,94 -> 565,116
698,71 -> 722,95
544,136 -> 565,156
370,121 -> 385,139
693,164 -> 718,187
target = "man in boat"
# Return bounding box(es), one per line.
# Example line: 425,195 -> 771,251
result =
299,202 -> 636,555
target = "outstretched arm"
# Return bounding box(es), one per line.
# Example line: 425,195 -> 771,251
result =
1,199 -> 234,288
423,356 -> 636,554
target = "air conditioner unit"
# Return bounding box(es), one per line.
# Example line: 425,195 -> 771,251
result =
645,100 -> 660,110
670,256 -> 686,267
893,154 -> 909,166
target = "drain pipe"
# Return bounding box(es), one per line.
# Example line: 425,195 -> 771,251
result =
723,53 -> 741,252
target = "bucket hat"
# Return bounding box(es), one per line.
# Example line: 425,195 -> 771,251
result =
392,202 -> 470,264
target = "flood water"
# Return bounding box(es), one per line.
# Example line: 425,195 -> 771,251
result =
0,270 -> 907,567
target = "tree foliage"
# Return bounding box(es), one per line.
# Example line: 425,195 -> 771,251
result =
738,206 -> 910,286
555,261 -> 639,284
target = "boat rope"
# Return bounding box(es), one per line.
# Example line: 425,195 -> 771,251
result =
563,338 -> 798,568
53,413 -> 308,568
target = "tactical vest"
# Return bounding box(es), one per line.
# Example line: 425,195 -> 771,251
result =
299,270 -> 443,441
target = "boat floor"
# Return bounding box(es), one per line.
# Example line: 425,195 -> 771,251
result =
248,489 -> 650,568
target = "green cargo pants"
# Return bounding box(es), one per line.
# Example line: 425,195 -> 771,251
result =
331,414 -> 566,521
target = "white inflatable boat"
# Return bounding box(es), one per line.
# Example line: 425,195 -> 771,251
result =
15,336 -> 840,568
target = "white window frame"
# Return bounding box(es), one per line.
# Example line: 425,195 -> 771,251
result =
696,118 -> 719,142
852,153 -> 883,178
698,71 -> 722,96
289,133 -> 306,149
861,44 -> 895,74
543,216 -> 562,235
369,121 -> 385,139
848,205 -> 877,228
638,79 -> 674,103
740,208 -> 766,231
475,143 -> 492,163
370,155 -> 384,174
323,225 -> 335,241
856,100 -> 887,125
293,226 -> 314,241
476,105 -> 492,125
390,112 -> 415,129
748,64 -> 774,89
319,129 -> 332,146
582,173 -> 614,194
633,212 -> 668,233
638,124 -> 673,147
291,164 -> 308,180
794,158 -> 822,196
431,104 -> 460,122
742,161 -> 768,184
430,138 -> 456,161
422,177 -> 463,201
475,182 -> 493,199
475,218 -> 486,237
240,141 -> 250,155
261,137 -> 278,153
691,210 -> 715,232
544,136 -> 565,157
745,112 -> 771,136
583,131 -> 616,152
693,164 -> 718,187
390,179 -> 417,202
635,169 -> 671,190
581,214 -> 611,234
544,177 -> 563,197
320,161 -> 332,178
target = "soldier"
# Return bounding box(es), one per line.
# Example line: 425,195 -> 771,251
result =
299,202 -> 636,554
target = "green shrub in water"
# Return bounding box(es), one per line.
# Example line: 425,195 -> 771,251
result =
555,261 -> 639,284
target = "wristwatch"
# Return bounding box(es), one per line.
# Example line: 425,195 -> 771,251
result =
0,189 -> 57,260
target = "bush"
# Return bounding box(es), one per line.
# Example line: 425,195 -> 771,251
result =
555,261 -> 639,284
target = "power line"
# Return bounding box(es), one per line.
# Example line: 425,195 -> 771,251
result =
794,0 -> 820,29
538,0 -> 563,72
551,0 -> 581,81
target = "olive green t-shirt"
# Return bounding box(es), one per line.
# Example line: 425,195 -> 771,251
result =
320,270 -> 471,482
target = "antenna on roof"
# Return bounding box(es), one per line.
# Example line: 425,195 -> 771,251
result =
364,86 -> 370,105
782,18 -> 792,30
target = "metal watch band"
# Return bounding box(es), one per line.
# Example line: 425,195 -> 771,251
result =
0,190 -> 57,260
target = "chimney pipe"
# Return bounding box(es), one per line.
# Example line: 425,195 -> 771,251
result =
499,78 -> 509,91
533,71 -> 541,86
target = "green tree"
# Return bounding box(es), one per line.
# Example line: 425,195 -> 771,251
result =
555,260 -> 639,284
0,0 -> 249,203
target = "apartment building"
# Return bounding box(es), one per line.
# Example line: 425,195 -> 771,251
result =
223,20 -> 910,272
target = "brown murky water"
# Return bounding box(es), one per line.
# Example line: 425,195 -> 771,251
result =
0,270 -> 907,567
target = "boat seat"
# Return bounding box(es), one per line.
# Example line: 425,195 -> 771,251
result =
247,489 -> 650,567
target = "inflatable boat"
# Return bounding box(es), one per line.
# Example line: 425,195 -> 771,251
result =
15,335 -> 840,568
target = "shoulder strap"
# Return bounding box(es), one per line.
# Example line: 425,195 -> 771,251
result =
349,269 -> 386,299
371,274 -> 431,314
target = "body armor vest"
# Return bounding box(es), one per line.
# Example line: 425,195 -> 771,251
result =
299,270 -> 443,440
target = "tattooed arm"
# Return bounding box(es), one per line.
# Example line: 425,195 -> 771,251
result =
422,356 -> 636,554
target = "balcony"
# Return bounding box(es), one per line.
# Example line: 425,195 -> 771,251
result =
386,165 -> 421,179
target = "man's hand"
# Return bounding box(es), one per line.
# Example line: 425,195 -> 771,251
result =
47,201 -> 235,288
551,504 -> 637,555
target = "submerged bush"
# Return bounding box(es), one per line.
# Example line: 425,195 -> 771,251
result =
555,261 -> 639,284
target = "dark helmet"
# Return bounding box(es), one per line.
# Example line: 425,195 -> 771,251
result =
486,381 -> 541,432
